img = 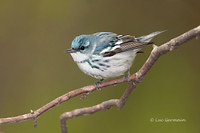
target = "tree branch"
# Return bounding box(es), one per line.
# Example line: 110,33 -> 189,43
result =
0,74 -> 134,125
0,25 -> 200,133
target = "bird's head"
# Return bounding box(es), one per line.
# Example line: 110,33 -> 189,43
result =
65,35 -> 93,54
65,35 -> 95,63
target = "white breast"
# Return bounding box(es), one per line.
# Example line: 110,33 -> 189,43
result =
70,50 -> 138,79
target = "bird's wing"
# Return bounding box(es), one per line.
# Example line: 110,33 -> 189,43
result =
102,35 -> 153,57
93,32 -> 118,55
93,31 -> 164,57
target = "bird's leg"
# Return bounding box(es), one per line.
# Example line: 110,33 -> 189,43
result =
95,79 -> 104,90
124,70 -> 130,82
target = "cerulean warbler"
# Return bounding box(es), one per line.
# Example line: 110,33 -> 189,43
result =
65,31 -> 164,81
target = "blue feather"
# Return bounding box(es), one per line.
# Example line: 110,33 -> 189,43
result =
92,32 -> 118,54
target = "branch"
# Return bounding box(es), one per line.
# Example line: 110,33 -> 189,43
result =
0,73 -> 135,125
60,25 -> 200,133
0,25 -> 200,133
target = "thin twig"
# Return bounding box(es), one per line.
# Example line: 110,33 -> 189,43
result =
0,25 -> 199,133
60,25 -> 200,133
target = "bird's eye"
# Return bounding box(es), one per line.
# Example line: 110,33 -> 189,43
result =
80,46 -> 85,50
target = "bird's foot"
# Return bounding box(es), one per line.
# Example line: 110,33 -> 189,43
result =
80,79 -> 104,100
124,70 -> 130,82
95,79 -> 104,90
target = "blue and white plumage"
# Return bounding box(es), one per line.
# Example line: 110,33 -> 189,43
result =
65,31 -> 164,79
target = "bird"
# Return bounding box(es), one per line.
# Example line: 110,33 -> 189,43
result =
65,31 -> 164,83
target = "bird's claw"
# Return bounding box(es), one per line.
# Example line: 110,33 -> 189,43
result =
95,79 -> 104,90
80,79 -> 104,100
124,70 -> 130,82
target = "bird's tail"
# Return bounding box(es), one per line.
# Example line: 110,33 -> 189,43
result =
136,30 -> 166,42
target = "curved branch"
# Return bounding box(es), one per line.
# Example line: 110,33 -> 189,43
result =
0,25 -> 200,132
60,25 -> 200,133
0,73 -> 135,125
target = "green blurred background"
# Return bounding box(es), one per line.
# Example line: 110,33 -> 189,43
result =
0,0 -> 200,133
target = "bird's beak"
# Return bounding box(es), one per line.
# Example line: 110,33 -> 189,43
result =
64,48 -> 77,53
